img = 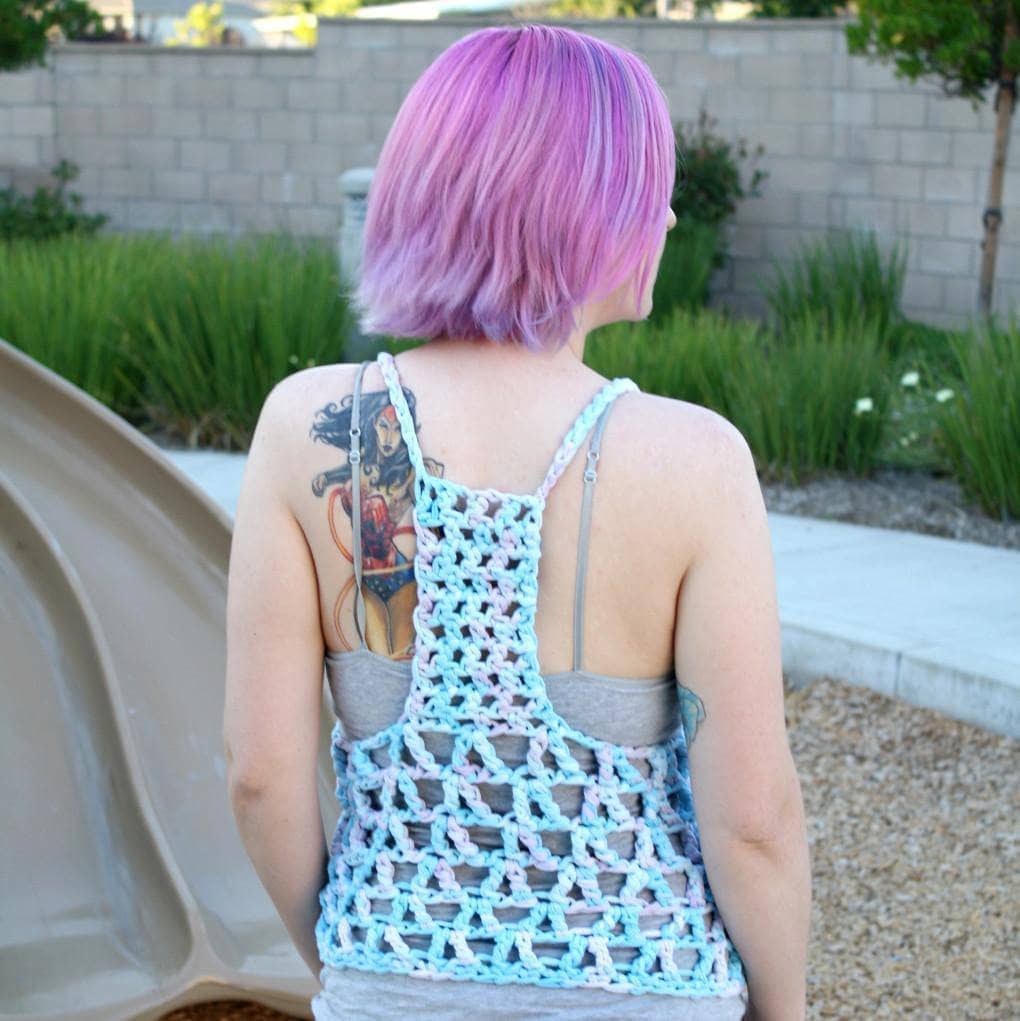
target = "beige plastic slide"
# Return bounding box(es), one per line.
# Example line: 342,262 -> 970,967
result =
0,338 -> 337,1021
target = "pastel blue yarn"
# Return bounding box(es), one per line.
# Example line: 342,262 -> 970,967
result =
315,351 -> 747,1001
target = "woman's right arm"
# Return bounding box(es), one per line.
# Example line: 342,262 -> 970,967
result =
672,415 -> 812,1021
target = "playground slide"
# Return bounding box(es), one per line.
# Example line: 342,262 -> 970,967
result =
0,338 -> 338,1021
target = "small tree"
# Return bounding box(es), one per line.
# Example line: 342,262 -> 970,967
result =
1,0 -> 105,72
846,1 -> 1020,327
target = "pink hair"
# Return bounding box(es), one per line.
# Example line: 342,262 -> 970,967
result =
352,23 -> 678,353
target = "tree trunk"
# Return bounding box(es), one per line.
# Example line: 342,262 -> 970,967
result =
978,0 -> 1019,333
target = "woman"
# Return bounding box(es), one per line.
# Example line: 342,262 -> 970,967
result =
223,23 -> 811,1021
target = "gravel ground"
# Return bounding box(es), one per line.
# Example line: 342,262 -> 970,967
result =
158,678 -> 1019,1021
759,466 -> 1020,551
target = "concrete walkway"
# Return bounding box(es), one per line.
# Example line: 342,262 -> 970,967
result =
166,448 -> 1020,740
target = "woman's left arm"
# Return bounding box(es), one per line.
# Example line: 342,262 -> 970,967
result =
222,377 -> 329,981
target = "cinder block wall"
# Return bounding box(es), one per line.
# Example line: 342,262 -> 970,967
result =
0,17 -> 1010,328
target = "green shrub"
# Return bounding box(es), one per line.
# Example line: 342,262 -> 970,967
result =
759,226 -> 909,356
588,302 -> 891,484
0,230 -> 353,448
937,319 -> 1020,520
0,160 -> 108,241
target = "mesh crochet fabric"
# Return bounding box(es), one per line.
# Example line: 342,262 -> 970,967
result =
315,350 -> 747,999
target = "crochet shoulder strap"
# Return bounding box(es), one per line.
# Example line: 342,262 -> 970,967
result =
375,349 -> 638,502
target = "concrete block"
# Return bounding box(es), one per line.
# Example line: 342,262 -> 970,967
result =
62,135 -> 128,168
357,81 -> 403,115
232,77 -> 286,109
770,88 -> 830,123
927,95 -> 985,131
178,201 -> 231,234
923,167 -> 978,203
707,28 -> 770,57
918,238 -> 975,276
874,92 -> 926,128
258,53 -> 315,78
949,130 -> 993,170
99,167 -> 153,199
202,110 -> 258,141
833,89 -> 875,126
798,193 -> 842,228
898,128 -> 952,166
208,172 -> 260,204
800,124 -> 835,159
259,110 -> 314,142
710,88 -> 769,124
98,105 -> 153,137
738,54 -> 802,89
872,163 -> 923,201
639,25 -> 706,53
847,56 -> 900,90
180,139 -> 230,172
151,53 -> 203,77
844,196 -> 898,235
174,77 -> 232,109
316,112 -> 372,146
895,201 -> 946,238
344,23 -> 403,49
287,142 -> 342,174
847,126 -> 898,162
727,223 -> 764,259
260,171 -> 316,204
153,169 -> 206,202
736,120 -> 798,158
55,74 -> 123,105
674,54 -> 739,88
152,108 -> 203,139
126,198 -> 180,231
0,71 -> 42,103
232,140 -> 287,173
124,75 -> 175,107
771,27 -> 833,54
126,138 -> 177,170
53,52 -> 99,75
766,155 -> 833,193
10,105 -> 54,137
95,53 -> 152,76
203,55 -> 258,78
803,52 -> 848,89
0,138 -> 39,168
944,205 -> 984,241
901,271 -> 945,309
739,191 -> 798,226
832,161 -> 873,195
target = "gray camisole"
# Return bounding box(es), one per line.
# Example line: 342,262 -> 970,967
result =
313,362 -> 749,1020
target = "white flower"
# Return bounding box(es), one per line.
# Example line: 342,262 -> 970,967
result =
934,388 -> 954,403
900,370 -> 920,387
854,397 -> 874,415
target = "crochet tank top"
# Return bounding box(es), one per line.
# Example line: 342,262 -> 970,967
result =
315,350 -> 748,1001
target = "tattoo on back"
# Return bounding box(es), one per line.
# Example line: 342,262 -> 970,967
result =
307,381 -> 444,658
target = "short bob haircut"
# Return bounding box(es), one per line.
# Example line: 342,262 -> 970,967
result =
352,24 -> 679,354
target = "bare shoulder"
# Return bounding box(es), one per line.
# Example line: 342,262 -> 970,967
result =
613,388 -> 755,505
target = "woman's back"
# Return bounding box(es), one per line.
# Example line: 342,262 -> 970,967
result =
283,343 -> 749,1018
291,342 -> 707,681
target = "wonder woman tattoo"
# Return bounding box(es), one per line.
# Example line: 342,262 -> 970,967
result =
308,382 -> 444,657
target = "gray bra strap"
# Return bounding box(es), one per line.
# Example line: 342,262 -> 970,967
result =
572,398 -> 618,672
349,360 -> 370,649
